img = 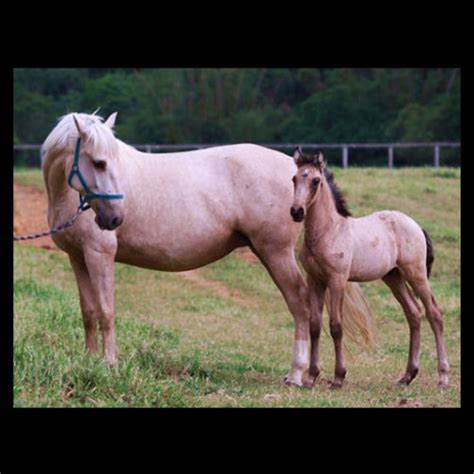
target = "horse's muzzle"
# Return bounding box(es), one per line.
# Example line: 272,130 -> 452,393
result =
95,213 -> 124,231
290,206 -> 305,222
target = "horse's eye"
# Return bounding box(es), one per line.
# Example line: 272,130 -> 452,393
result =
93,160 -> 107,170
312,177 -> 320,186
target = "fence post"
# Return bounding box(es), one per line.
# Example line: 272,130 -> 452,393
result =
434,145 -> 440,168
388,146 -> 394,168
342,146 -> 348,168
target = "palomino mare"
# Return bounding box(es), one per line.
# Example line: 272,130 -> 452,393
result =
290,147 -> 449,388
41,112 -> 370,387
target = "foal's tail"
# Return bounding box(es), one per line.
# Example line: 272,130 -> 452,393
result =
422,228 -> 434,279
324,282 -> 376,351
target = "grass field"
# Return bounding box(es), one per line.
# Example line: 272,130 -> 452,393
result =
13,167 -> 461,407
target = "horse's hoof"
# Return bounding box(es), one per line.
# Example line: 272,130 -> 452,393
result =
397,376 -> 412,386
437,380 -> 449,389
282,375 -> 302,387
303,372 -> 319,389
329,381 -> 343,390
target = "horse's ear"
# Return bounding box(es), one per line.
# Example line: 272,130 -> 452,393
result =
315,152 -> 326,170
293,146 -> 303,165
104,112 -> 118,129
73,114 -> 84,137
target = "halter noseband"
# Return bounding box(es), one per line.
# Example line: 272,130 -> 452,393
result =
67,137 -> 124,209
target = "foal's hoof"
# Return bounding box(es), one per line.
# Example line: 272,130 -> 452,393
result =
437,380 -> 449,389
397,376 -> 416,386
303,373 -> 320,389
397,377 -> 411,386
303,378 -> 316,389
329,381 -> 343,390
397,368 -> 418,386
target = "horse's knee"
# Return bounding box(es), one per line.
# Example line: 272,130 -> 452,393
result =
432,313 -> 444,332
81,308 -> 98,331
83,317 -> 97,332
408,311 -> 421,331
99,312 -> 115,331
292,278 -> 309,307
426,305 -> 444,331
310,318 -> 322,338
330,321 -> 343,340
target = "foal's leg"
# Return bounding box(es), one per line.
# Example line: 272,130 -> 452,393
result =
251,244 -> 310,387
69,253 -> 99,353
303,276 -> 326,388
382,268 -> 422,385
327,278 -> 347,388
406,273 -> 450,388
82,248 -> 117,366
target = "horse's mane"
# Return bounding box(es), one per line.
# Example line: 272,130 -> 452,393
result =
41,112 -> 117,167
324,168 -> 352,218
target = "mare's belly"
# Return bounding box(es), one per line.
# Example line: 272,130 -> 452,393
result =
114,230 -> 244,272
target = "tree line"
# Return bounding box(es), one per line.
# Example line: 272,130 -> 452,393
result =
14,68 -> 460,148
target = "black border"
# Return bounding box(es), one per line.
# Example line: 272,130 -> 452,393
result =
3,32 -> 471,467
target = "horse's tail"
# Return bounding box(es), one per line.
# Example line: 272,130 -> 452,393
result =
422,228 -> 434,279
324,282 -> 376,352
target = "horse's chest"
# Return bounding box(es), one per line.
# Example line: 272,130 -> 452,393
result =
300,243 -> 347,282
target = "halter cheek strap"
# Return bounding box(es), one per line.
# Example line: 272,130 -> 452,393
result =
67,137 -> 124,209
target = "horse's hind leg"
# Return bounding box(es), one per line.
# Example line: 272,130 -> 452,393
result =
69,253 -> 99,354
405,271 -> 450,388
250,243 -> 310,387
382,268 -> 422,385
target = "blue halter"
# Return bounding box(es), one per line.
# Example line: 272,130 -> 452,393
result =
67,137 -> 124,209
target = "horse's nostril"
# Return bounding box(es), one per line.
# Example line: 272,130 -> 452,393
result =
111,216 -> 122,228
290,207 -> 305,222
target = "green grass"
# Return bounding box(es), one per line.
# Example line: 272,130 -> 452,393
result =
14,167 -> 45,189
14,167 -> 460,407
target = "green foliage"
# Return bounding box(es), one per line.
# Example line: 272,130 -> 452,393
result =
13,68 -> 460,145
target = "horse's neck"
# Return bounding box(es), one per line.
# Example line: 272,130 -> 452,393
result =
44,153 -> 74,206
304,176 -> 343,245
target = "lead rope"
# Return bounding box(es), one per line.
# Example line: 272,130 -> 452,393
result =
13,202 -> 90,241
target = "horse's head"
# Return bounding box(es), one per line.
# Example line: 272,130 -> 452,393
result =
290,147 -> 326,222
68,113 -> 125,230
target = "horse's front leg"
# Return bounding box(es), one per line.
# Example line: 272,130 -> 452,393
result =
83,247 -> 117,366
327,279 -> 347,389
69,253 -> 99,354
250,244 -> 310,386
303,276 -> 326,388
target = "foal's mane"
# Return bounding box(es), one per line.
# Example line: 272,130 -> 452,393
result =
323,168 -> 352,218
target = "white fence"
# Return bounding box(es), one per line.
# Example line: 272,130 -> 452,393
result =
14,142 -> 460,168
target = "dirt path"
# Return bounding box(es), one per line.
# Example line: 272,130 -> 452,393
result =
14,184 -> 260,306
14,184 -> 57,250
179,270 -> 259,308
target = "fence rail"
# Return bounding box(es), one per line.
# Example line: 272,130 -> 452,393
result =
14,142 -> 460,168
